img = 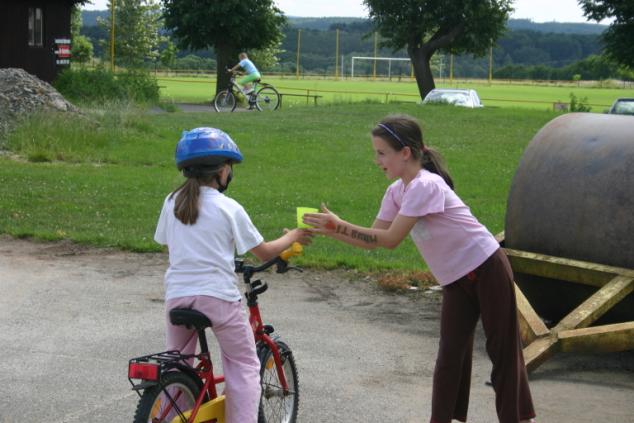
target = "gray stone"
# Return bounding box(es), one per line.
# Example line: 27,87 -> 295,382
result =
0,67 -> 78,147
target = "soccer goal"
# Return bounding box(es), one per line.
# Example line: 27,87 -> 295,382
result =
350,56 -> 412,79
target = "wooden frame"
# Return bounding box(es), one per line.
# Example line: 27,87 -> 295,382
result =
497,232 -> 634,372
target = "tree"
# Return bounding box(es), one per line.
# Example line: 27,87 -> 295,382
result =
363,0 -> 512,99
159,40 -> 177,68
579,0 -> 634,68
71,5 -> 94,65
99,0 -> 164,68
162,0 -> 286,94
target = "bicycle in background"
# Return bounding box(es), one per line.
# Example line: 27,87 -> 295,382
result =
213,69 -> 281,112
128,243 -> 302,423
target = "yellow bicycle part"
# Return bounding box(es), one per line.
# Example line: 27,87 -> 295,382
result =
171,395 -> 225,423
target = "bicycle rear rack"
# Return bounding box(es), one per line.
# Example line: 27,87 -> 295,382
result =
128,350 -> 197,392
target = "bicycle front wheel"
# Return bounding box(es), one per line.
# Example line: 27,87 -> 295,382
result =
133,371 -> 201,423
255,86 -> 280,111
258,340 -> 299,423
214,90 -> 237,112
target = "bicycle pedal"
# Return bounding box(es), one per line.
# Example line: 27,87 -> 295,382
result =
263,324 -> 274,334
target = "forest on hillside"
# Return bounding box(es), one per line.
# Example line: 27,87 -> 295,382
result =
80,13 -> 630,81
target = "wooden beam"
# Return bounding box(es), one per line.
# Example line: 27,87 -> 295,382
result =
515,283 -> 550,345
554,276 -> 634,331
523,336 -> 559,373
504,248 -> 634,288
558,322 -> 634,353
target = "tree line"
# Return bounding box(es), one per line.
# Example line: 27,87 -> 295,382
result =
79,12 -> 624,81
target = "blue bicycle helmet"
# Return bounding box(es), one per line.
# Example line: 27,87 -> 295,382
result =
175,127 -> 243,170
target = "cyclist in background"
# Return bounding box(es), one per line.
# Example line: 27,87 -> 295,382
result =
229,52 -> 261,95
154,127 -> 312,423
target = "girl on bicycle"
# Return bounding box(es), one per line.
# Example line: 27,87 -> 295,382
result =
303,115 -> 536,423
154,127 -> 312,423
229,52 -> 261,95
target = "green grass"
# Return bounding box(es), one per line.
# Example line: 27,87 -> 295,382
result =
1,103 -> 555,271
157,75 -> 634,110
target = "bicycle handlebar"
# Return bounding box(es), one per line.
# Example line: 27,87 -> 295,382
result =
235,242 -> 303,277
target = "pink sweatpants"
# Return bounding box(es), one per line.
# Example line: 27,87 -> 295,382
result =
165,295 -> 261,423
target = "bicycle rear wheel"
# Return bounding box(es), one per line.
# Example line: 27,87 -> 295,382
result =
133,371 -> 200,423
214,90 -> 237,112
255,86 -> 280,111
258,340 -> 299,423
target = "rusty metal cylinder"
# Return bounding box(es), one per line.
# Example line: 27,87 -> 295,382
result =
505,113 -> 634,322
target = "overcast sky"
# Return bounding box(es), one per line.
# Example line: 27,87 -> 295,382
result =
82,0 -> 609,24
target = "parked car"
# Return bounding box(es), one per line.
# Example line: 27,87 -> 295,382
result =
607,98 -> 634,115
422,88 -> 483,108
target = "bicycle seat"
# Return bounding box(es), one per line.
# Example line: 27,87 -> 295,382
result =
169,308 -> 212,330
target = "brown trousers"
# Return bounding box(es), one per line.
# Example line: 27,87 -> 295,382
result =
430,249 -> 535,423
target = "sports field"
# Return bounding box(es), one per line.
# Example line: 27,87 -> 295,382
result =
1,102 -> 557,271
157,74 -> 634,110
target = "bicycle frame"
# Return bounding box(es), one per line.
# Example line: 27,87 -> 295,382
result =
129,245 -> 302,423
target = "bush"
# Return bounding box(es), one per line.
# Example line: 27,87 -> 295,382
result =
54,67 -> 159,104
569,92 -> 592,112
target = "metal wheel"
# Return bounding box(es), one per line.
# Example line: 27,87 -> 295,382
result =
258,340 -> 299,423
133,371 -> 200,423
213,90 -> 237,112
255,86 -> 280,111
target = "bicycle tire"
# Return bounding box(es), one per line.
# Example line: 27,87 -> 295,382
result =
133,371 -> 201,423
214,90 -> 237,112
255,86 -> 280,111
257,340 -> 299,423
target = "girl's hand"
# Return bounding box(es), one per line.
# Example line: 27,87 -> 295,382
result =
302,203 -> 340,234
285,228 -> 313,246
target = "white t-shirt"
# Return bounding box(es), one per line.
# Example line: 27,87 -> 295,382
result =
377,169 -> 499,286
154,186 -> 264,302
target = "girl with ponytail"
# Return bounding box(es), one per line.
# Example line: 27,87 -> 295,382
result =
153,127 -> 312,423
303,115 -> 536,423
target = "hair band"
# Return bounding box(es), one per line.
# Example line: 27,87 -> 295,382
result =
377,123 -> 406,148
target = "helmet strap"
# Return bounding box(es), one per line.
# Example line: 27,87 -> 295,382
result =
216,167 -> 233,193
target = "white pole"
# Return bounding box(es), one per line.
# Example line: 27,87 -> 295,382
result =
351,57 -> 355,79
388,59 -> 392,79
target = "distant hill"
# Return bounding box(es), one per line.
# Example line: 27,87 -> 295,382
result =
82,10 -> 108,27
507,19 -> 607,35
82,11 -> 607,35
285,17 -> 607,35
79,11 -> 607,77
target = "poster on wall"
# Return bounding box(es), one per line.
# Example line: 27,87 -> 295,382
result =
54,37 -> 71,65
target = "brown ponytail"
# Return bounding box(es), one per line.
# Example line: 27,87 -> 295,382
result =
372,114 -> 454,189
169,168 -> 221,225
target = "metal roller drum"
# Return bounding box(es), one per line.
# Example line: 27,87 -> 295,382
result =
505,113 -> 634,322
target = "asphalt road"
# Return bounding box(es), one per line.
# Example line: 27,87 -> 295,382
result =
1,236 -> 633,422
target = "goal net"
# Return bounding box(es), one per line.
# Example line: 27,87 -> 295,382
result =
350,56 -> 412,78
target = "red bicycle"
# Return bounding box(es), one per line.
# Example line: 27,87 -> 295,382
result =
128,243 -> 302,423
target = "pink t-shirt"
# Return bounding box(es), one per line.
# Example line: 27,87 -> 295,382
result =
377,169 -> 499,286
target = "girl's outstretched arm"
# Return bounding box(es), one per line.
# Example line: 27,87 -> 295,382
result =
303,204 -> 417,250
250,228 -> 312,262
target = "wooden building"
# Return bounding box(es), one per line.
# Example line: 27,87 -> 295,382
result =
0,0 -> 84,82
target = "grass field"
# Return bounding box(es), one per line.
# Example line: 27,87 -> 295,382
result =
1,103 -> 558,272
157,74 -> 634,110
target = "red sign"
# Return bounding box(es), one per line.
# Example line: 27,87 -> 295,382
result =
54,37 -> 71,66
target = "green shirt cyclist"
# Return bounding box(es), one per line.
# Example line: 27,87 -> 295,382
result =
229,52 -> 261,95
